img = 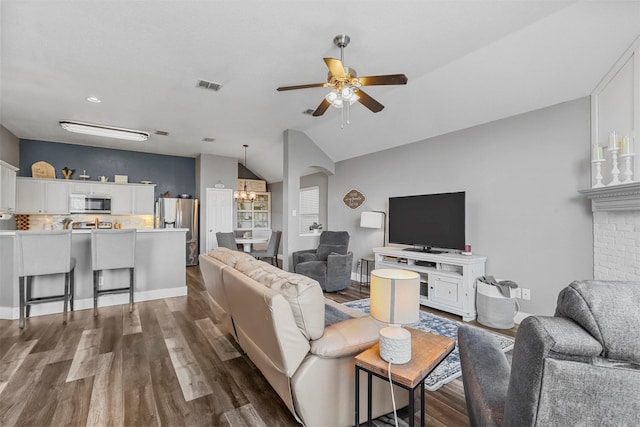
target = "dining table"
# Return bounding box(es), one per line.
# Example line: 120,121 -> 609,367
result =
235,237 -> 268,253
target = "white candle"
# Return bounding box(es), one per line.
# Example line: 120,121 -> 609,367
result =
592,145 -> 604,161
609,131 -> 619,149
621,136 -> 634,155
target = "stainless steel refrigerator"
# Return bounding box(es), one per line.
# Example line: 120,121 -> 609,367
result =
156,197 -> 199,266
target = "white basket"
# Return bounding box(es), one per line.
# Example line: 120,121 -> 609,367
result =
476,280 -> 518,329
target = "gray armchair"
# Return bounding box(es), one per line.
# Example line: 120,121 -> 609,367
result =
458,280 -> 640,427
291,231 -> 353,292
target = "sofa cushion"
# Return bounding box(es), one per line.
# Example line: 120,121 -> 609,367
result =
310,316 -> 383,358
235,258 -> 325,340
555,280 -> 640,364
207,247 -> 254,268
316,244 -> 347,261
297,252 -> 318,263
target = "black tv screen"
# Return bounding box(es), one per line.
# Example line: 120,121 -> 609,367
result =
388,192 -> 465,251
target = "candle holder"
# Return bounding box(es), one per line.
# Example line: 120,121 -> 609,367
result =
607,146 -> 621,186
620,153 -> 635,184
592,159 -> 606,188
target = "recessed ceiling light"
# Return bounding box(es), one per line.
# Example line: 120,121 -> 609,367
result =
60,120 -> 149,141
202,137 -> 215,142
155,130 -> 169,136
87,96 -> 101,103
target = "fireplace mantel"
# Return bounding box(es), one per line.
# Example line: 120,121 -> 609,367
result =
579,182 -> 640,211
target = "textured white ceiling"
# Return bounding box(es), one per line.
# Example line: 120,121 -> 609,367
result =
2,1 -> 640,182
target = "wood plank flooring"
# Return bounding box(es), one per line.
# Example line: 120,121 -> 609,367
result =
0,266 -> 517,426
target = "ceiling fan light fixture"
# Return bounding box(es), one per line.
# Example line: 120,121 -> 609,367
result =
60,120 -> 149,141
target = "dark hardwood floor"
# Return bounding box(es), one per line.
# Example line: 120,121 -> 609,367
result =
0,266 -> 517,426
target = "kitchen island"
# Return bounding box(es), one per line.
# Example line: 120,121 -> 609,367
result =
0,228 -> 188,320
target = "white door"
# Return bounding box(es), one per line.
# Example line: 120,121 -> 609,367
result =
205,188 -> 233,253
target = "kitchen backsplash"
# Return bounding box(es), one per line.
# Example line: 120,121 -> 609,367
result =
18,214 -> 154,230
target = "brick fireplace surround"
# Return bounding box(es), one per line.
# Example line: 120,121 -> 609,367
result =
582,182 -> 640,281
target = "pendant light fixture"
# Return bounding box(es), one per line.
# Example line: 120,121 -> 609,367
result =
234,144 -> 257,202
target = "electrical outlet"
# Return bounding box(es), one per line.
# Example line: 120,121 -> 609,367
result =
512,288 -> 522,299
522,288 -> 531,300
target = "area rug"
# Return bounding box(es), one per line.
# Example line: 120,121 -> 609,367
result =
344,298 -> 514,391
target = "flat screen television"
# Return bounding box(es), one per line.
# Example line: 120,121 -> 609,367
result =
388,191 -> 465,252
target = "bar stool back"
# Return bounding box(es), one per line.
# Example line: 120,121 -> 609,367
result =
16,230 -> 76,329
91,229 -> 136,316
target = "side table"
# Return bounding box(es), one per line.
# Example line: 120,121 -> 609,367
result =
354,328 -> 455,427
359,257 -> 374,290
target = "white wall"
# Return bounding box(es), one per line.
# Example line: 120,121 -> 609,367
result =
282,129 -> 334,270
196,153 -> 238,255
0,125 -> 19,166
328,97 -> 593,316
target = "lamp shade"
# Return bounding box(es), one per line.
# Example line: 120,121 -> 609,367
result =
370,269 -> 420,325
360,211 -> 384,229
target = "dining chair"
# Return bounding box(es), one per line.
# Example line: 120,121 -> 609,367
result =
251,230 -> 282,266
216,232 -> 238,250
16,230 -> 76,329
91,229 -> 136,316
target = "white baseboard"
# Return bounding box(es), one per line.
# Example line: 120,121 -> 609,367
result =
0,286 -> 187,320
514,310 -> 532,324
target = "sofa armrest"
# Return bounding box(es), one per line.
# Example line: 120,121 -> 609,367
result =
310,316 -> 384,358
292,249 -> 318,270
458,325 -> 511,427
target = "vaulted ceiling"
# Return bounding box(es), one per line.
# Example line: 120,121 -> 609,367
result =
2,1 -> 640,182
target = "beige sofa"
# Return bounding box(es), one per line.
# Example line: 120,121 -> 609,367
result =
199,248 -> 409,426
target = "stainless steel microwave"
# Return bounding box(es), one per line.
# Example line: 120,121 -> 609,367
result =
69,193 -> 111,214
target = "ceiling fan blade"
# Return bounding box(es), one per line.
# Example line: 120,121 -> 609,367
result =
324,58 -> 346,79
356,89 -> 384,113
277,83 -> 327,91
358,74 -> 408,86
312,99 -> 331,116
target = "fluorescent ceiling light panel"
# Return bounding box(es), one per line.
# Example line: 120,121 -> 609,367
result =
60,121 -> 149,141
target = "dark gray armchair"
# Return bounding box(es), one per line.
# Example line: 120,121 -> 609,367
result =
458,280 -> 640,427
291,231 -> 353,292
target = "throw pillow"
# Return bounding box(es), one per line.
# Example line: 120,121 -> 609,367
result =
316,244 -> 347,261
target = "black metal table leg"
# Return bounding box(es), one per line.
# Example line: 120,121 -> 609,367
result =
420,379 -> 425,427
355,366 -> 360,427
367,371 -> 372,426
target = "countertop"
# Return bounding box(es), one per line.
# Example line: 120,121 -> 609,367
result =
0,228 -> 188,237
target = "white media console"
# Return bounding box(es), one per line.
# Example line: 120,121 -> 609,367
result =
373,247 -> 487,322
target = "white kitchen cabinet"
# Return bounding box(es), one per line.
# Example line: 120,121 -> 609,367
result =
109,184 -> 133,214
133,185 -> 154,214
16,178 -> 69,214
109,184 -> 154,214
69,181 -> 109,195
16,177 -> 155,215
0,161 -> 18,213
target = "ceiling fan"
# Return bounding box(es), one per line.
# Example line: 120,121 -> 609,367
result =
277,34 -> 408,118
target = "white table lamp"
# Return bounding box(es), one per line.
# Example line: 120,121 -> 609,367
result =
370,269 -> 420,364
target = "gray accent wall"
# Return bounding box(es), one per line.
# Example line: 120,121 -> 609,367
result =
19,139 -> 195,200
0,125 -> 19,166
328,97 -> 593,316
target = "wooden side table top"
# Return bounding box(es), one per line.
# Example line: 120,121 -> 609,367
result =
355,327 -> 455,389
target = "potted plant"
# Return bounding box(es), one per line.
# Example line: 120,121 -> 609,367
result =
309,222 -> 323,234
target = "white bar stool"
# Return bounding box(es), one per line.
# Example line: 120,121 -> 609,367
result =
91,229 -> 136,316
16,230 -> 76,329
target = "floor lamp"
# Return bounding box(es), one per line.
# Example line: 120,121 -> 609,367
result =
360,211 -> 386,248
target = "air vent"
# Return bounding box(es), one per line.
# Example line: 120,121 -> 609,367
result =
303,109 -> 315,115
202,137 -> 215,142
155,130 -> 169,136
197,80 -> 222,91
